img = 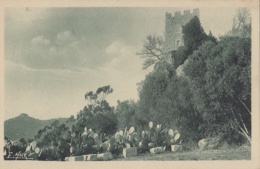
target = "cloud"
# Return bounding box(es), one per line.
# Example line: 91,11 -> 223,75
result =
4,7 -> 241,121
98,40 -> 151,104
8,31 -> 105,70
4,40 -> 149,120
105,40 -> 126,56
31,35 -> 50,46
5,60 -> 92,77
105,40 -> 143,72
56,31 -> 76,46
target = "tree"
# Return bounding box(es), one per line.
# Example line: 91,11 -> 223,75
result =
232,8 -> 251,37
137,64 -> 204,143
135,11 -> 250,146
173,46 -> 188,69
137,35 -> 166,69
158,73 -> 204,140
138,67 -> 169,122
173,18 -> 216,69
82,85 -> 117,134
85,85 -> 113,109
182,16 -> 208,55
51,120 -> 59,128
115,100 -> 137,130
184,37 -> 251,143
207,31 -> 217,43
92,111 -> 118,135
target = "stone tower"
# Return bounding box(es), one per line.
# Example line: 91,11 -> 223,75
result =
163,8 -> 199,53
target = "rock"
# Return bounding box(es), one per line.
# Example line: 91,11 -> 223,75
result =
122,147 -> 137,158
65,156 -> 84,161
171,145 -> 183,152
207,137 -> 221,149
150,147 -> 165,154
198,137 -> 221,150
97,152 -> 113,161
198,138 -> 208,150
82,154 -> 98,161
176,58 -> 189,77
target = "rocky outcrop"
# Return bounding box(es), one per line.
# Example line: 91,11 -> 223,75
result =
176,58 -> 189,77
198,137 -> 221,150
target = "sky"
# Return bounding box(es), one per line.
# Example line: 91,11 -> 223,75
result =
4,7 -> 237,120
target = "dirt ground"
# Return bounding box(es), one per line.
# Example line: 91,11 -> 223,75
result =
115,147 -> 251,161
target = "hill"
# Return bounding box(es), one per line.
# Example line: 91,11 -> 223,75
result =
4,113 -> 67,141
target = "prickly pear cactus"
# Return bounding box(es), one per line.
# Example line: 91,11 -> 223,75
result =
137,121 -> 181,153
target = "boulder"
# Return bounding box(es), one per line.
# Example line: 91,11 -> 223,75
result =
82,154 -> 98,161
206,137 -> 221,149
198,137 -> 221,150
122,147 -> 137,158
97,152 -> 113,161
171,145 -> 183,152
65,156 -> 84,161
198,138 -> 208,150
150,147 -> 165,154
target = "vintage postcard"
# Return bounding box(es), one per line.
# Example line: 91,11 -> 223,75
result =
1,0 -> 259,169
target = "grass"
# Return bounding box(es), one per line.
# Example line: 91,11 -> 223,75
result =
114,147 -> 251,161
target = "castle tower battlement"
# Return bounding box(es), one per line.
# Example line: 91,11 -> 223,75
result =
164,8 -> 199,53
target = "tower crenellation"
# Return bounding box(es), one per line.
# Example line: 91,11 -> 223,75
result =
164,8 -> 200,53
184,10 -> 190,15
174,11 -> 181,17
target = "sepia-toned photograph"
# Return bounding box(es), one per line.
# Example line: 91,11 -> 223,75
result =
1,0 -> 259,168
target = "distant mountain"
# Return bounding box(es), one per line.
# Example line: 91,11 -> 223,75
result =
4,113 -> 67,141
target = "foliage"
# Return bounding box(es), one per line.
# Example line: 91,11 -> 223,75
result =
208,31 -> 217,43
182,16 -> 208,55
138,122 -> 181,153
137,64 -> 202,143
137,14 -> 250,145
80,85 -> 117,135
184,37 -> 251,143
137,35 -> 166,69
85,85 -> 113,108
158,74 -> 204,141
173,17 -> 216,69
173,46 -> 188,69
90,111 -> 118,135
115,100 -> 138,130
231,8 -> 251,38
4,10 -> 252,161
24,85 -> 118,160
137,67 -> 169,125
